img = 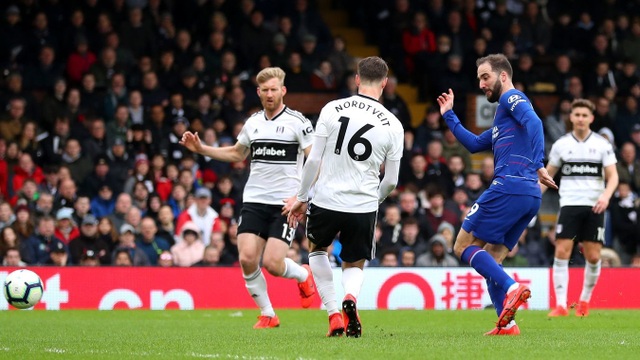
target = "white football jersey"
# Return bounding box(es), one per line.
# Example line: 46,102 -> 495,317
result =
548,132 -> 617,207
237,107 -> 314,205
311,94 -> 404,213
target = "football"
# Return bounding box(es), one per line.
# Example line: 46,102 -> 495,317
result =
3,269 -> 44,309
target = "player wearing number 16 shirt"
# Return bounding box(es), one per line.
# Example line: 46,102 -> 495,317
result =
180,67 -> 316,330
287,57 -> 404,338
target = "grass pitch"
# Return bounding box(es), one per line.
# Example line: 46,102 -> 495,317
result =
0,309 -> 637,359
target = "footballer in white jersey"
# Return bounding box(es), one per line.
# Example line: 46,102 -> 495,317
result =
310,94 -> 404,213
544,99 -> 618,319
181,67 -> 317,330
237,107 -> 314,206
548,132 -> 617,208
287,57 -> 403,338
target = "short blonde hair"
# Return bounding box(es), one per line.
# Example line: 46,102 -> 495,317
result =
571,98 -> 595,113
256,67 -> 286,86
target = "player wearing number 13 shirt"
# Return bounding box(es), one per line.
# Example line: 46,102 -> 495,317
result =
287,57 -> 404,337
180,67 -> 316,330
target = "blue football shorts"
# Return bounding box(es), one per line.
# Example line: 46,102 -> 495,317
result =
461,189 -> 541,250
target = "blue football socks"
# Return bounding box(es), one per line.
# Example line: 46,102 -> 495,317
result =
487,277 -> 505,316
461,245 -> 515,294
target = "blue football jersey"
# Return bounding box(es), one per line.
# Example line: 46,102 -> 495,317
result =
443,89 -> 545,198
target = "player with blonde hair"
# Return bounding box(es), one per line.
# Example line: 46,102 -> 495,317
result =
181,67 -> 316,329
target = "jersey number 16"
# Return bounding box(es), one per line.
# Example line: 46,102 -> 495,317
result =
334,116 -> 374,161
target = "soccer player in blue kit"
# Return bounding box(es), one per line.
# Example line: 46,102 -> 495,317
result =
437,53 -> 557,335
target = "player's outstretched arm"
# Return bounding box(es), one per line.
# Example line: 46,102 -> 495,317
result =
180,131 -> 249,163
437,89 -> 492,153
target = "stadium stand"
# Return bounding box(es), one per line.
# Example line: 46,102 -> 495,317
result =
0,0 -> 638,267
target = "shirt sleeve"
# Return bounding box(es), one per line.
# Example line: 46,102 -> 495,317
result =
387,123 -> 404,161
297,116 -> 315,150
524,110 -> 546,170
236,121 -> 251,148
442,110 -> 492,153
504,92 -> 534,124
503,93 -> 545,169
296,135 -> 327,202
314,106 -> 331,138
603,142 -> 617,167
548,141 -> 562,167
378,158 -> 400,203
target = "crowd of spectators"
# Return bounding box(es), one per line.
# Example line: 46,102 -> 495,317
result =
345,0 -> 640,267
0,0 -> 344,268
0,0 -> 639,268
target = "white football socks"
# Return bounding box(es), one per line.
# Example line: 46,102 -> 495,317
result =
243,268 -> 275,317
580,259 -> 601,303
282,257 -> 309,283
553,257 -> 569,308
309,251 -> 339,315
342,267 -> 364,300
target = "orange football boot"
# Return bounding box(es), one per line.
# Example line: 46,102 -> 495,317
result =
298,264 -> 316,308
342,294 -> 362,338
548,306 -> 569,317
575,301 -> 589,317
327,313 -> 345,337
484,324 -> 521,336
497,284 -> 531,328
253,315 -> 280,329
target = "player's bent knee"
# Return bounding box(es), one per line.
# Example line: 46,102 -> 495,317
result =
261,257 -> 285,276
263,264 -> 281,277
484,244 -> 508,263
584,251 -> 602,264
239,255 -> 261,273
453,230 -> 473,258
554,240 -> 573,259
453,242 -> 467,259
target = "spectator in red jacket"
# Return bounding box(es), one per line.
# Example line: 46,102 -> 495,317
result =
175,187 -> 222,246
66,36 -> 97,85
310,60 -> 337,91
54,207 -> 80,245
402,12 -> 436,75
11,153 -> 44,198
